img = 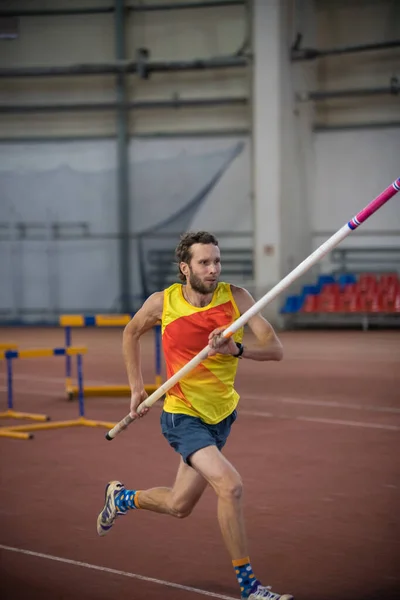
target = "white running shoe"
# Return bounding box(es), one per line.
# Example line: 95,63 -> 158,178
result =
96,480 -> 127,536
243,584 -> 293,600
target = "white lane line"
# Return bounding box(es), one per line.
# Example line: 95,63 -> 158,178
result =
245,395 -> 400,415
240,410 -> 400,431
295,416 -> 400,431
0,544 -> 236,600
240,410 -> 274,418
281,398 -> 400,414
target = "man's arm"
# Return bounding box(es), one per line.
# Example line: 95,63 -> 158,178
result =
231,285 -> 283,361
208,285 -> 283,361
123,291 -> 164,417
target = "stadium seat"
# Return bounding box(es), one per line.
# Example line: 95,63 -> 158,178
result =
321,283 -> 340,296
338,294 -> 361,313
381,294 -> 397,313
317,294 -> 339,312
358,273 -> 378,293
338,273 -> 357,289
342,282 -> 358,295
302,295 -> 318,313
379,273 -> 399,290
385,283 -> 400,300
378,276 -> 399,298
317,274 -> 336,288
359,293 -> 382,313
280,295 -> 303,314
301,284 -> 320,296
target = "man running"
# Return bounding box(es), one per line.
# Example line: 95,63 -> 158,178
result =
97,231 -> 293,600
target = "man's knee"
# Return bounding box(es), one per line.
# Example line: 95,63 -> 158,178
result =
168,497 -> 195,519
216,475 -> 243,501
190,445 -> 243,502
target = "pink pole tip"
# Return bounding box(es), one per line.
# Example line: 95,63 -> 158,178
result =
351,178 -> 400,227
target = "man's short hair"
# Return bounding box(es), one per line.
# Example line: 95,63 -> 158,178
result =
175,231 -> 219,282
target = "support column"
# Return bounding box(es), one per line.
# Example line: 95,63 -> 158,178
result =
252,0 -> 282,322
252,0 -> 315,324
115,0 -> 131,313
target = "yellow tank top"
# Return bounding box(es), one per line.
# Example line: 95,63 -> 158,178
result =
161,282 -> 243,424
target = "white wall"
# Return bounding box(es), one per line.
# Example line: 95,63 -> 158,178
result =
313,0 -> 400,127
312,128 -> 400,272
0,0 -> 249,137
1,0 -> 398,134
306,0 -> 400,281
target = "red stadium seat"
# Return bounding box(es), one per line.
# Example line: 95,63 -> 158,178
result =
342,282 -> 359,295
358,274 -> 378,293
378,280 -> 400,297
379,273 -> 399,290
385,283 -> 400,299
381,294 -> 397,313
338,294 -> 361,313
317,294 -> 339,312
321,283 -> 340,297
302,295 -> 318,313
359,293 -> 382,313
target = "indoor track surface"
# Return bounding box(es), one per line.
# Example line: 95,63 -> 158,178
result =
0,328 -> 399,600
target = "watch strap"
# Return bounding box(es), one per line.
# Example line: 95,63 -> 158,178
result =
234,342 -> 244,358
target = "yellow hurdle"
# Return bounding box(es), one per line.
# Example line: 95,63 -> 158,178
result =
66,383 -> 159,399
59,315 -> 131,327
4,416 -> 116,433
0,346 -> 87,360
60,314 -> 163,400
0,345 -> 117,440
0,429 -> 33,440
59,315 -> 86,327
0,410 -> 50,422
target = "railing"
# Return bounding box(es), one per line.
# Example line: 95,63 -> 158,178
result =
330,247 -> 400,275
0,226 -> 254,322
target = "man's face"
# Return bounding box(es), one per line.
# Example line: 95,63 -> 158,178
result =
181,243 -> 221,294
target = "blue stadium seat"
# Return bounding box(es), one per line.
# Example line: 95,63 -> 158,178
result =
317,274 -> 336,287
301,284 -> 320,297
280,295 -> 304,314
338,273 -> 357,288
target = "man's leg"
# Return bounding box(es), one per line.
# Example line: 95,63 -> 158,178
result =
97,457 -> 208,536
136,457 -> 208,518
189,446 -> 293,600
189,445 -> 247,559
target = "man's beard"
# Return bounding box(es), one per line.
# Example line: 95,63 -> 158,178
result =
189,269 -> 218,294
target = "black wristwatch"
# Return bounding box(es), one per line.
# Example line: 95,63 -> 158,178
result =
234,342 -> 244,358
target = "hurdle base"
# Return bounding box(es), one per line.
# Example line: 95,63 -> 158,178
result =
0,427 -> 34,440
4,417 -> 117,433
66,384 -> 158,399
0,410 -> 50,422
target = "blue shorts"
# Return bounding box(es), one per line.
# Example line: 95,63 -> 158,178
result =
160,409 -> 237,465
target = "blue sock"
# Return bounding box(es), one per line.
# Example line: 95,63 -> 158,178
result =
115,489 -> 141,512
233,557 -> 260,598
